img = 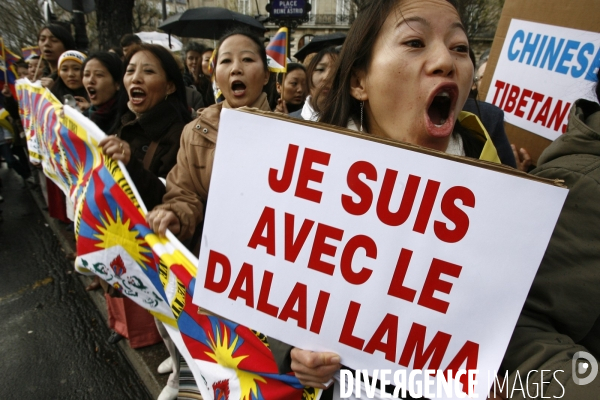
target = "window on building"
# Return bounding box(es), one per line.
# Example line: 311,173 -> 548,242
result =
336,0 -> 350,24
238,0 -> 249,14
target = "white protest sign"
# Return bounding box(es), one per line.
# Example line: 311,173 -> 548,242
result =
193,109 -> 567,399
485,19 -> 600,142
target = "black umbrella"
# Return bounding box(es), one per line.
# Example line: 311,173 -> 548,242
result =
294,33 -> 346,62
159,7 -> 266,40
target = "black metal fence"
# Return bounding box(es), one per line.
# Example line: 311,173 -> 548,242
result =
308,13 -> 351,25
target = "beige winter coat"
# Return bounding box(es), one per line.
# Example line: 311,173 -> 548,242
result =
155,93 -> 271,240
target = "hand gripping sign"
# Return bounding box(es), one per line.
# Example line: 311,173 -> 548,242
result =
193,109 -> 568,400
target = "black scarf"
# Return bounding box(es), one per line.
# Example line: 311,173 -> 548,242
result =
89,96 -> 119,134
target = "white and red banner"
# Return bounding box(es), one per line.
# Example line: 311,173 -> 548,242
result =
194,109 -> 568,399
485,19 -> 600,142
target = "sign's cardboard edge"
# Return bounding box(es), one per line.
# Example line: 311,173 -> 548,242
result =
234,107 -> 566,188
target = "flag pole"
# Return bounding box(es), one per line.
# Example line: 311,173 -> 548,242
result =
281,27 -> 288,109
34,55 -> 44,81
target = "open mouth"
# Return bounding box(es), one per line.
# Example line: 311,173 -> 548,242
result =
130,88 -> 146,105
87,87 -> 97,100
425,85 -> 458,137
428,91 -> 452,126
231,80 -> 246,97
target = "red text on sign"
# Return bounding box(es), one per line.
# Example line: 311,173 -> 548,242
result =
338,300 -> 479,393
387,248 -> 463,314
268,144 -> 331,203
342,161 -> 475,243
247,206 -> 377,285
490,79 -> 570,133
204,249 -> 331,334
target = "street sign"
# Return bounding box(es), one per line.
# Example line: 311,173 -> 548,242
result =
270,0 -> 306,18
266,0 -> 311,26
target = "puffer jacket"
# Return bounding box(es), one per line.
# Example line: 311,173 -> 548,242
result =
502,99 -> 600,398
155,92 -> 271,240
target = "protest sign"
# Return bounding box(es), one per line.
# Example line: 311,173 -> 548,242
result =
193,109 -> 568,399
479,0 -> 600,164
485,20 -> 600,141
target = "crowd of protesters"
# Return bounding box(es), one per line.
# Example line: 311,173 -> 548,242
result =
1,0 -> 599,399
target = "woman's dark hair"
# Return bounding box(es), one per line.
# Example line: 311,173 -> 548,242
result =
83,52 -> 124,88
306,46 -> 341,90
276,63 -> 306,84
124,44 -> 190,117
216,28 -> 268,73
319,0 -> 461,129
38,24 -> 76,51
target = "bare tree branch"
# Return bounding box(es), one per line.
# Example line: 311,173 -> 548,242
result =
132,0 -> 162,32
0,0 -> 47,50
456,0 -> 504,40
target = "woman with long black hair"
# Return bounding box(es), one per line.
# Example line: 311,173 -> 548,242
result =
82,52 -> 123,134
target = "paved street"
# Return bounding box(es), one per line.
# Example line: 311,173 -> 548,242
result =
0,167 -> 152,400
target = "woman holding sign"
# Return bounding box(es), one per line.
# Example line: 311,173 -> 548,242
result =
283,0 -> 502,397
148,3 -> 501,397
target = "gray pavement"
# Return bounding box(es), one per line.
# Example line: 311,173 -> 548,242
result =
0,166 -> 168,400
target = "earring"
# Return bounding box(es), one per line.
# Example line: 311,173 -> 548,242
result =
165,93 -> 168,101
360,100 -> 364,133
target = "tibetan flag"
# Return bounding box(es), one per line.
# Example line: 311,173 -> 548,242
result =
22,46 -> 41,62
17,80 -> 46,163
0,38 -> 20,97
15,79 -> 321,400
147,235 -> 322,400
266,27 -> 288,73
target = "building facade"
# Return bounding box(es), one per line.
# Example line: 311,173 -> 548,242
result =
150,0 -> 189,15
187,0 -> 351,56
